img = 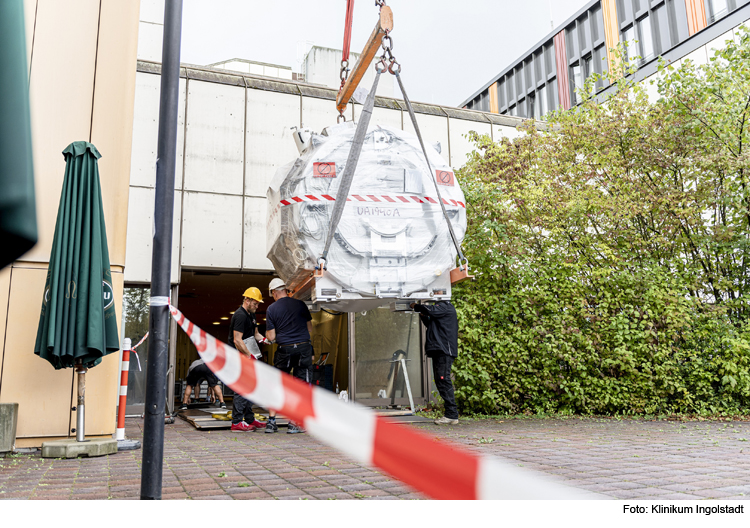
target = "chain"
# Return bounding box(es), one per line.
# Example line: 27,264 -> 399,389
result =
377,29 -> 401,75
338,58 -> 350,122
375,0 -> 386,7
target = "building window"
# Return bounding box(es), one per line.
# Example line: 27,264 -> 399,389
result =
706,0 -> 730,23
534,51 -> 543,85
638,16 -> 655,62
544,44 -> 554,75
622,25 -> 637,63
593,46 -> 606,88
498,80 -> 506,108
551,79 -> 559,112
617,0 -> 634,24
534,85 -> 548,119
516,65 -> 524,98
507,72 -> 515,102
570,62 -> 583,104
591,5 -> 602,42
525,58 -> 533,91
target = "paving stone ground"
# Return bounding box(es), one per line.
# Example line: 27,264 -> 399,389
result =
1,416 -> 750,500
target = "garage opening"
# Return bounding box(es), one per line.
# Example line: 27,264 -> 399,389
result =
174,270 -> 350,411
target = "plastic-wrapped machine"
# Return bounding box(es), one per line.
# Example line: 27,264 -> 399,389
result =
266,122 -> 466,312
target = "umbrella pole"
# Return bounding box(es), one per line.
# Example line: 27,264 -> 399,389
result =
75,362 -> 87,442
140,0 -> 183,501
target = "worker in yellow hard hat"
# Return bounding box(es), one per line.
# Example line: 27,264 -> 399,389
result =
226,286 -> 269,432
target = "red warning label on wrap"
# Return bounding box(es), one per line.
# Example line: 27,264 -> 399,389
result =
436,170 -> 455,186
314,162 -> 337,178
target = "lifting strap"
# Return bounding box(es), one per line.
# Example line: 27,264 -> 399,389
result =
342,0 -> 355,65
319,71 -> 382,268
395,72 -> 467,268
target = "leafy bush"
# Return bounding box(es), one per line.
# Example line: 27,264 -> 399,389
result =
453,33 -> 750,415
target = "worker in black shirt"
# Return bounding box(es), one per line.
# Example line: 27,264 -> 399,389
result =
264,278 -> 313,434
411,300 -> 460,425
227,286 -> 268,432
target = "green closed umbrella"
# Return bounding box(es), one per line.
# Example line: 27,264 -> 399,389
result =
34,142 -> 119,370
0,0 -> 37,269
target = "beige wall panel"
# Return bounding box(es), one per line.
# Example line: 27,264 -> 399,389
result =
245,89 -> 301,198
140,0 -> 164,24
301,96 -> 353,134
72,270 -> 123,436
130,73 -> 187,189
181,192 -> 242,269
448,119 -> 492,169
707,30 -> 735,59
124,187 -> 181,283
24,0 -> 101,264
0,268 -> 11,381
91,0 -> 141,269
184,81 -> 245,195
403,113 -> 451,165
643,76 -> 660,104
352,104 -> 403,130
137,21 -> 163,62
684,45 -> 708,67
23,0 -> 37,72
243,197 -> 274,271
0,267 -> 74,438
492,124 -> 521,142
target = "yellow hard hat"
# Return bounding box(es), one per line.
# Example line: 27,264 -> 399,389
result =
243,287 -> 263,303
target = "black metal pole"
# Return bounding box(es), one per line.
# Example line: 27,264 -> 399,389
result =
140,0 -> 183,501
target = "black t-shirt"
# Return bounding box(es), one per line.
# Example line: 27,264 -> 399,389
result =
266,297 -> 312,345
228,306 -> 256,345
414,301 -> 458,358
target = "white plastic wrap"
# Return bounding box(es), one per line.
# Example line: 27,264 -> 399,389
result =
266,123 -> 466,311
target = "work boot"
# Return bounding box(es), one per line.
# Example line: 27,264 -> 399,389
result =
287,422 -> 305,434
265,421 -> 278,434
230,421 -> 255,432
434,416 -> 458,425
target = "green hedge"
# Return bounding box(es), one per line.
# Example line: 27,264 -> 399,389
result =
452,35 -> 750,415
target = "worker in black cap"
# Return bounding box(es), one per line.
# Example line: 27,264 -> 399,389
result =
411,300 -> 459,425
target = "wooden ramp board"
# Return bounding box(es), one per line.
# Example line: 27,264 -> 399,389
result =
382,414 -> 434,424
374,409 -> 414,417
176,409 -> 290,430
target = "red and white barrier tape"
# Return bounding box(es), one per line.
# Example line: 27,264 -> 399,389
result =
168,304 -> 594,500
128,332 -> 148,371
268,194 -> 465,225
277,194 -> 465,208
131,332 -> 149,350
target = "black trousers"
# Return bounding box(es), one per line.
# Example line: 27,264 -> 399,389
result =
274,342 -> 313,384
231,392 -> 255,425
432,354 -> 458,419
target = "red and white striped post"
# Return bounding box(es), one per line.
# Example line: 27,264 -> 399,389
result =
115,338 -> 141,451
115,338 -> 131,440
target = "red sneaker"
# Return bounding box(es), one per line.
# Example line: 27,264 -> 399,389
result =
251,419 -> 267,429
230,421 -> 255,432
